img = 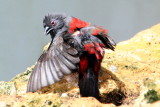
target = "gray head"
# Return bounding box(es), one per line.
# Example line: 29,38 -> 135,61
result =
43,13 -> 68,37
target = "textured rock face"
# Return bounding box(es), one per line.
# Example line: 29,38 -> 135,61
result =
1,24 -> 160,107
102,24 -> 160,106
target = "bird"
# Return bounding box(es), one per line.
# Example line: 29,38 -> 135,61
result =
27,13 -> 116,99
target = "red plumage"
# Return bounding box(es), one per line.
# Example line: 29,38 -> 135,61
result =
69,17 -> 90,33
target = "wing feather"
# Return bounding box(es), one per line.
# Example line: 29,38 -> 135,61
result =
55,55 -> 71,74
40,62 -> 48,87
50,57 -> 63,78
27,36 -> 79,92
58,52 -> 77,69
37,63 -> 42,90
44,60 -> 55,85
80,26 -> 116,50
62,52 -> 80,64
48,59 -> 60,82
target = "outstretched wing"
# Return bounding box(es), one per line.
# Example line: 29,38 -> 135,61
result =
27,36 -> 80,92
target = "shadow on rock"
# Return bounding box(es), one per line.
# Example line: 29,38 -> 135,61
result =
99,67 -> 126,106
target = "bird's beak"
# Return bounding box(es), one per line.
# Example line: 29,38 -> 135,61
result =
44,26 -> 54,35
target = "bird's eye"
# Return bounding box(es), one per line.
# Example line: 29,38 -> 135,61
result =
51,21 -> 56,26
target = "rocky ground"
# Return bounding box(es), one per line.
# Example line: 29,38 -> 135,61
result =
1,24 -> 160,107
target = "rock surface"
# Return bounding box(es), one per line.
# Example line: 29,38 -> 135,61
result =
1,24 -> 160,107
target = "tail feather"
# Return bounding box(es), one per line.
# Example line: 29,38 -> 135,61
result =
78,54 -> 100,99
79,68 -> 99,99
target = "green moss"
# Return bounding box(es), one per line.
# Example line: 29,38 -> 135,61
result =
52,103 -> 61,107
144,89 -> 160,103
28,98 -> 42,107
143,79 -> 156,89
41,100 -> 62,107
0,81 -> 16,95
